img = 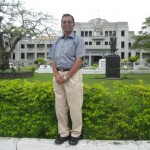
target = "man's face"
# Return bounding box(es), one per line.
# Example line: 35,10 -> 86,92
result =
61,16 -> 74,33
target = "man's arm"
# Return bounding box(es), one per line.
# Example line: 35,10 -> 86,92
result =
51,60 -> 64,84
64,58 -> 83,80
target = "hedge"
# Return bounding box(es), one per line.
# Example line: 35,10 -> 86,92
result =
0,79 -> 150,140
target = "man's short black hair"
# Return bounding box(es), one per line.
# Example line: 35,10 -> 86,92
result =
61,13 -> 75,23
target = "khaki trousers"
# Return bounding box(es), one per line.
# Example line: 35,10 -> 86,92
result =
53,69 -> 83,138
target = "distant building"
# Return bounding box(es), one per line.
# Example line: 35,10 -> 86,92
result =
10,18 -> 150,67
10,36 -> 57,66
74,18 -> 135,66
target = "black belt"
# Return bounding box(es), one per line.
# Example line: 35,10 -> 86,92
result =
57,66 -> 83,72
57,68 -> 70,71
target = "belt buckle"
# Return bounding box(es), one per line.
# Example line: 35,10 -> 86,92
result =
60,68 -> 64,72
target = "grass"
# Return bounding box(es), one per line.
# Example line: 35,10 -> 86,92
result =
23,73 -> 150,90
1,72 -> 150,90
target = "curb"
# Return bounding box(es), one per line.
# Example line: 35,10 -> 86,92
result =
0,137 -> 150,150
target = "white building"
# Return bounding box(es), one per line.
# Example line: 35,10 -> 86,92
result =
10,36 -> 57,67
10,18 -> 150,67
74,18 -> 135,66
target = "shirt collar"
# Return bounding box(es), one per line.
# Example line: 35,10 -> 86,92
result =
60,31 -> 75,39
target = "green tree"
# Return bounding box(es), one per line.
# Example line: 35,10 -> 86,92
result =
128,55 -> 139,67
34,58 -> 45,66
0,0 -> 59,70
131,17 -> 150,50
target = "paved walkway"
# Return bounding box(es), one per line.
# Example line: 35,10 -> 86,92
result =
35,66 -> 150,74
0,137 -> 150,150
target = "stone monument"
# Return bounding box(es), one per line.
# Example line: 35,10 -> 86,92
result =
99,59 -> 106,70
106,34 -> 120,79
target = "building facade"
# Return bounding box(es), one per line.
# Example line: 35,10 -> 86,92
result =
10,37 -> 56,67
10,18 -> 149,67
74,18 -> 135,66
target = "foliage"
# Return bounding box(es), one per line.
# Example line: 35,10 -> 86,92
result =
92,64 -> 98,68
0,66 -> 36,73
0,80 -> 150,140
20,66 -> 36,72
146,58 -> 150,63
131,17 -> 150,50
122,59 -> 128,63
0,0 -> 60,70
131,35 -> 150,50
128,55 -> 139,63
34,58 -> 45,66
0,80 -> 56,138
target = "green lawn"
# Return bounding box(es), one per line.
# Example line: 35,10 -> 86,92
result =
24,73 -> 150,89
1,72 -> 150,89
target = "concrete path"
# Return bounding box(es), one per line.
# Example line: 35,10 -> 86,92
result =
35,67 -> 150,74
0,137 -> 150,150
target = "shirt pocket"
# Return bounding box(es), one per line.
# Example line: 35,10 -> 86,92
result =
65,41 -> 76,57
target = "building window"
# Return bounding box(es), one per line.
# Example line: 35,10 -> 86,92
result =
105,31 -> 108,36
21,53 -> 25,59
109,31 -> 112,36
89,31 -> 92,36
96,41 -> 101,45
85,31 -> 88,36
21,44 -> 25,49
81,31 -> 84,37
47,44 -> 53,48
37,44 -> 45,49
121,52 -> 124,59
121,41 -> 125,48
128,42 -> 131,48
105,42 -> 108,45
89,42 -> 92,45
128,52 -> 131,58
27,53 -> 34,59
85,42 -> 88,45
121,31 -> 125,36
100,31 -> 103,35
27,44 -> 35,49
13,53 -> 15,59
37,53 -> 45,58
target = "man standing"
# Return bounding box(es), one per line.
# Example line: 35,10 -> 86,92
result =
49,14 -> 86,145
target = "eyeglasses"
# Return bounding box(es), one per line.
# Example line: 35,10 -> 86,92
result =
62,21 -> 73,25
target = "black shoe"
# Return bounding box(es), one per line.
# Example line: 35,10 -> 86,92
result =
69,136 -> 80,145
55,135 -> 70,144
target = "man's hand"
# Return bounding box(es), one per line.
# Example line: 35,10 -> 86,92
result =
63,75 -> 69,81
55,74 -> 64,84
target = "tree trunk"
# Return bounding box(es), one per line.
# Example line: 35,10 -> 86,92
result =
0,33 -> 10,70
0,52 -> 10,70
0,32 -> 5,70
2,54 -> 10,70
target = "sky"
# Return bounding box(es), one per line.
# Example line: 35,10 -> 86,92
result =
24,0 -> 150,35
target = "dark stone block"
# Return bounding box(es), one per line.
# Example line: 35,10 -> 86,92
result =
106,55 -> 120,79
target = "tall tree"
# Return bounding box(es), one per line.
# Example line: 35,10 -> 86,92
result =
131,17 -> 150,50
0,0 -> 60,70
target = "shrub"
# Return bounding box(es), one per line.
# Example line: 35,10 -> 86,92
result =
0,80 -> 150,140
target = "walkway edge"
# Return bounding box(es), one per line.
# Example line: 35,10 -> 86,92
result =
0,137 -> 150,150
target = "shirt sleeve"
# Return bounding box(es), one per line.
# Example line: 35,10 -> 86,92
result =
75,36 -> 86,59
47,42 -> 55,60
